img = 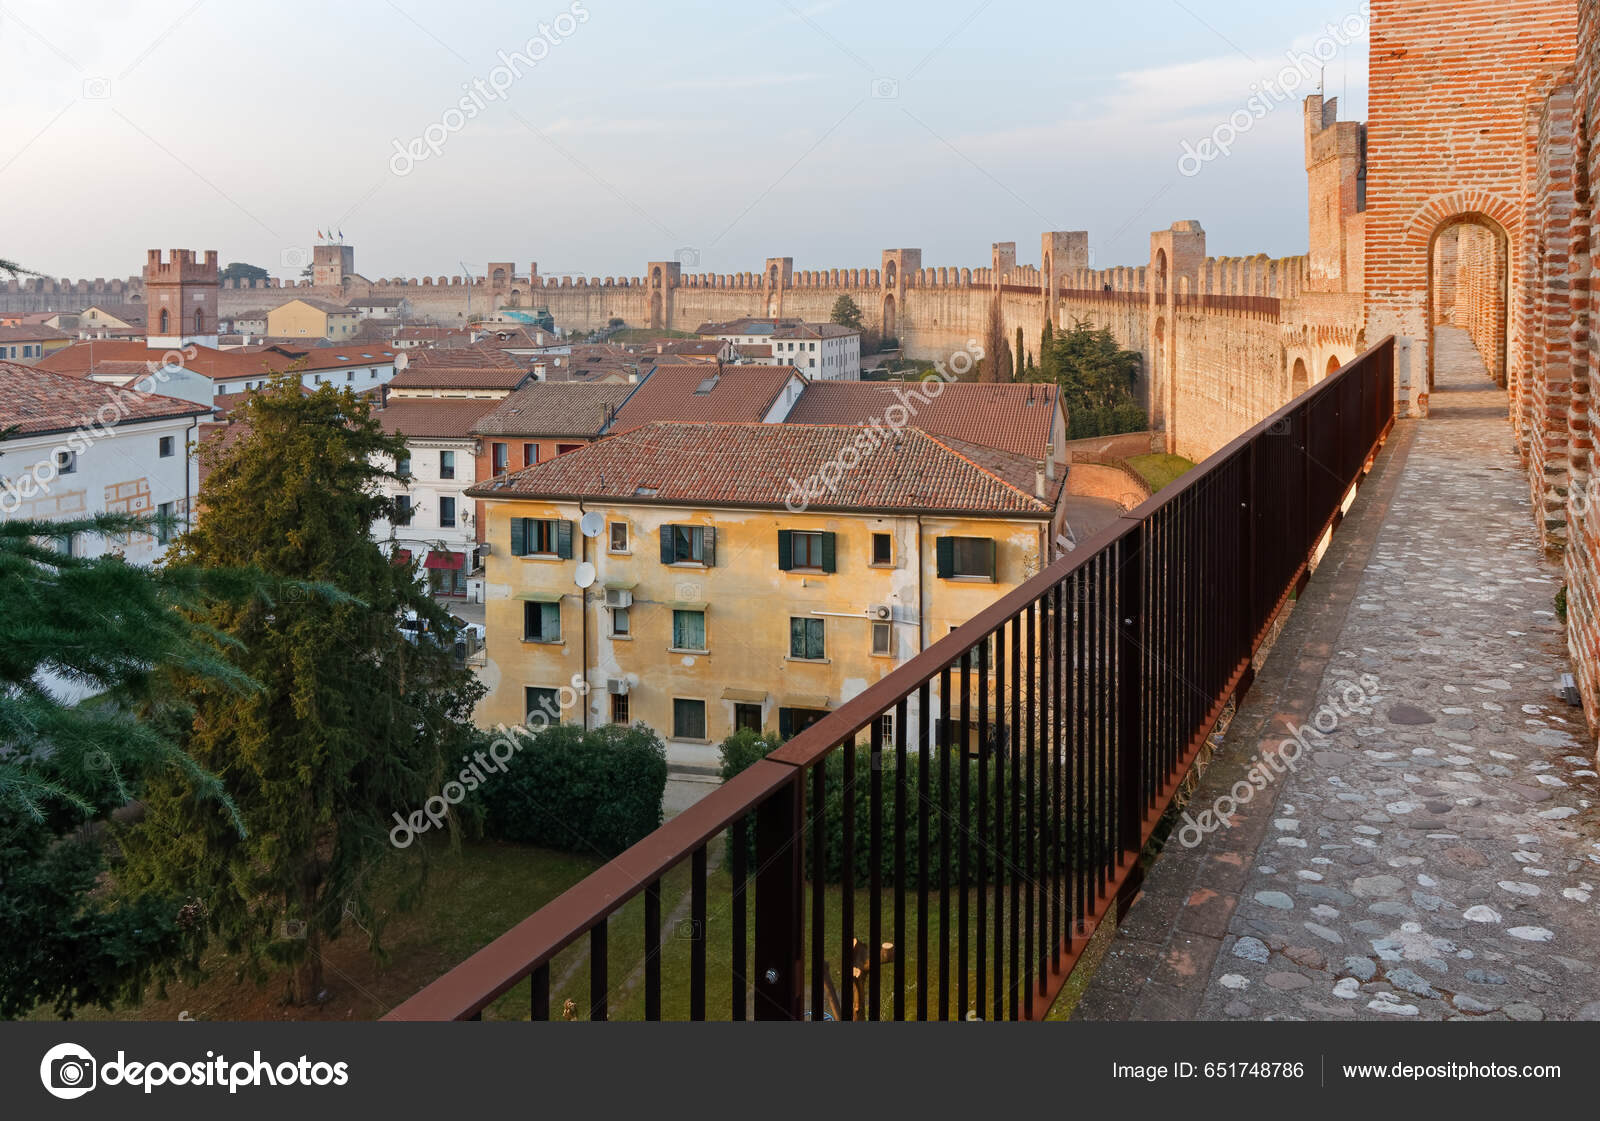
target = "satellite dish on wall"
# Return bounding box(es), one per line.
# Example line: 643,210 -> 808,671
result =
393,351 -> 409,370
574,562 -> 596,589
579,511 -> 606,538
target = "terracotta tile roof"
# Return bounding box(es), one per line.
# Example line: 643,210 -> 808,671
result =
466,421 -> 1054,517
36,340 -> 398,381
375,396 -> 502,440
387,365 -> 533,391
407,343 -> 525,369
277,297 -> 358,315
0,360 -> 210,437
608,364 -> 802,432
785,380 -> 1060,460
694,317 -> 803,336
0,324 -> 72,343
471,383 -> 638,438
78,302 -> 147,326
772,322 -> 857,339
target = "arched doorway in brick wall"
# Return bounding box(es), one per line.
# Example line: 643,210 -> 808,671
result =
649,291 -> 664,330
1324,354 -> 1342,380
1290,357 -> 1309,399
1153,248 -> 1168,301
1428,215 -> 1509,392
882,293 -> 896,343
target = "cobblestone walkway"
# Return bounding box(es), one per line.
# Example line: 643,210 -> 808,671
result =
1076,327 -> 1600,1021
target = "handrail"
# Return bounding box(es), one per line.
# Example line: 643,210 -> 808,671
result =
387,336 -> 1396,1022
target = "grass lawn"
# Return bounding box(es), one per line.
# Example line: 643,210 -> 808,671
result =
608,327 -> 699,342
36,835 -> 1103,1022
30,839 -> 601,1022
1125,453 -> 1196,493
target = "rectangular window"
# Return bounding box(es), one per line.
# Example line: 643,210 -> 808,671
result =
158,435 -> 175,458
609,522 -> 628,553
873,712 -> 895,751
777,529 -> 834,572
871,532 -> 893,566
660,524 -> 715,565
492,442 -> 509,474
397,453 -> 411,476
789,616 -> 825,660
439,450 -> 456,479
523,442 -> 538,467
673,698 -> 706,740
871,620 -> 893,656
510,518 -> 573,558
394,494 -> 413,526
523,600 -> 561,642
524,686 -> 561,724
936,536 -> 997,581
734,703 -> 762,733
792,530 -> 824,569
672,609 -> 707,652
611,692 -> 630,725
155,500 -> 176,545
611,606 -> 631,637
56,450 -> 76,475
439,496 -> 456,527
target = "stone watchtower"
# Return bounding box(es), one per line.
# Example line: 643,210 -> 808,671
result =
991,242 -> 1017,286
144,248 -> 219,350
1303,94 -> 1367,295
644,260 -> 682,330
764,257 -> 793,317
312,244 -> 355,288
1040,231 -> 1089,303
879,249 -> 920,341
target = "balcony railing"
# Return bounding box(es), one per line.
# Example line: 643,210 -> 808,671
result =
386,338 -> 1396,1022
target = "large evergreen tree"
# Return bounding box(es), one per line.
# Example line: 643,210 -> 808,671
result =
122,375 -> 484,1005
829,294 -> 863,330
1028,316 -> 1147,437
0,513 -> 280,1018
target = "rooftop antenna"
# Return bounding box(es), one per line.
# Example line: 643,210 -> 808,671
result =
1319,66 -> 1325,97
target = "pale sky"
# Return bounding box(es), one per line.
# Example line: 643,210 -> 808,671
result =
0,0 -> 1369,282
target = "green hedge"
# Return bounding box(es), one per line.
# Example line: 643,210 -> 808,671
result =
718,730 -> 1058,886
477,723 -> 667,858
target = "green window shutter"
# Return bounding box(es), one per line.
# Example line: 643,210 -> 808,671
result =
703,526 -> 717,567
510,518 -> 528,557
820,531 -> 836,573
985,538 -> 997,581
660,525 -> 676,564
778,708 -> 793,740
777,529 -> 793,570
935,536 -> 954,578
556,519 -> 573,559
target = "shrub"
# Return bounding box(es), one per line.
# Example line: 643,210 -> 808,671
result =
718,730 -> 1056,886
477,723 -> 667,858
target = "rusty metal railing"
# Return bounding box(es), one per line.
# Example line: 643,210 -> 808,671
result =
386,338 -> 1395,1022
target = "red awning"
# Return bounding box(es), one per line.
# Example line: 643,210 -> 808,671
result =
424,550 -> 464,571
392,549 -> 413,565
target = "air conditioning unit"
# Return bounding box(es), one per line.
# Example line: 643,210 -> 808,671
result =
869,604 -> 893,621
607,677 -> 630,696
604,588 -> 633,609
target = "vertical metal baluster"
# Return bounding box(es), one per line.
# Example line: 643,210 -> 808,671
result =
1009,610 -> 1022,1021
894,697 -> 908,1021
590,921 -> 608,1021
530,963 -> 549,1022
959,648 -> 972,1020
993,621 -> 1006,1022
691,846 -> 707,1022
1024,602 -> 1036,1015
645,879 -> 662,1021
840,740 -> 855,1022
870,721 -> 883,1021
732,818 -> 747,1021
939,664 -> 952,1021
917,680 -> 931,1021
811,763 -> 825,1021
976,635 -> 989,1015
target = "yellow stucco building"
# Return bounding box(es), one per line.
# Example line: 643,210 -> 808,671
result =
466,419 -> 1069,767
266,297 -> 361,340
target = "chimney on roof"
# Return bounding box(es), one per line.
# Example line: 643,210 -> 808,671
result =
1035,460 -> 1047,499
1045,443 -> 1055,479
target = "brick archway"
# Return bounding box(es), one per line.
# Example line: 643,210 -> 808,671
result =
1424,209 -> 1511,392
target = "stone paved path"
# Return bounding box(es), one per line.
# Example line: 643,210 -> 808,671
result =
1077,327 -> 1600,1021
